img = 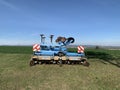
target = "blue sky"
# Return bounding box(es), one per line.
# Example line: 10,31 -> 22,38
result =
0,0 -> 120,46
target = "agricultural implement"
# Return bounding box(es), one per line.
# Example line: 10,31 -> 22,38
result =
30,34 -> 90,66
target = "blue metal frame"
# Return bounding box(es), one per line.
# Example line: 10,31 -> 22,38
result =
33,37 -> 85,58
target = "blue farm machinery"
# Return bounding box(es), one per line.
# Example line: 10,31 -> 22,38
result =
30,34 -> 90,66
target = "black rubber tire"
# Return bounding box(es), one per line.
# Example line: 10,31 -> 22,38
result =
82,61 -> 90,67
57,59 -> 62,67
38,61 -> 42,64
30,60 -> 35,66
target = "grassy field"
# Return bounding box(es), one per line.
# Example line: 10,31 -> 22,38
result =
0,46 -> 120,90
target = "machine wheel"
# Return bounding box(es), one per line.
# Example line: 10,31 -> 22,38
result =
38,61 -> 42,64
82,61 -> 90,67
81,58 -> 90,67
67,60 -> 71,65
57,59 -> 62,67
52,60 -> 56,64
30,60 -> 35,66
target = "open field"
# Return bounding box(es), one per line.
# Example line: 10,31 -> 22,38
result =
0,46 -> 120,90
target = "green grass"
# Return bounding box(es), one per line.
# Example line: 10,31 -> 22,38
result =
0,46 -> 120,90
0,46 -> 32,54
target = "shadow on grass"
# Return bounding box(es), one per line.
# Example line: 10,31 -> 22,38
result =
85,51 -> 120,68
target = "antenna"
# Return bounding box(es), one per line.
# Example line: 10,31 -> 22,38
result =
50,35 -> 54,43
